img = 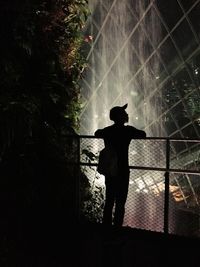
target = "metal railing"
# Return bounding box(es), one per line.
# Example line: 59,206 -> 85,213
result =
66,135 -> 200,238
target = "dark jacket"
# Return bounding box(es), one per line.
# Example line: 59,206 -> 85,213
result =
95,124 -> 146,170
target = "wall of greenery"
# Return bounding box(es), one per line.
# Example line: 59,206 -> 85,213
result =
0,0 -> 90,236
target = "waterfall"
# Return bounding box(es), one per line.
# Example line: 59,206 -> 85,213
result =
80,0 -> 176,232
81,0 -> 162,136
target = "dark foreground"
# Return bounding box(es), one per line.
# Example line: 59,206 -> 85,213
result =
1,220 -> 200,267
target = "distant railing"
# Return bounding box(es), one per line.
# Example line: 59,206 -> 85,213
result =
66,135 -> 200,238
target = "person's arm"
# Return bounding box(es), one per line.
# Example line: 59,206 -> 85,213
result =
129,126 -> 146,139
137,129 -> 146,138
94,129 -> 104,138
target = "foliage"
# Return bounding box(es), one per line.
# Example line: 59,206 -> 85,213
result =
0,0 -> 90,142
80,148 -> 105,223
80,181 -> 105,224
0,0 -> 90,233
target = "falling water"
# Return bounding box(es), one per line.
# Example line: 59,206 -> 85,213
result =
81,0 -> 162,136
80,0 -> 178,233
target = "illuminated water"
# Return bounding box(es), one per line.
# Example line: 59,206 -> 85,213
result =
80,0 -> 177,233
81,0 -> 162,136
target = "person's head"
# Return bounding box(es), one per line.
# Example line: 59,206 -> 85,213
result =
109,103 -> 129,124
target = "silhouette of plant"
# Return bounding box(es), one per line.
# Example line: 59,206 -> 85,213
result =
80,147 -> 105,223
0,1 -> 90,256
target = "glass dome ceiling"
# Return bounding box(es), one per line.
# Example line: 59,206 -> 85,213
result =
80,0 -> 200,139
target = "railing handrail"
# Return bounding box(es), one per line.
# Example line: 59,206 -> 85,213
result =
67,134 -> 200,235
66,134 -> 200,174
64,134 -> 200,142
79,162 -> 200,175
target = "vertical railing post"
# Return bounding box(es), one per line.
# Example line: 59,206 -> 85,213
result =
164,138 -> 170,234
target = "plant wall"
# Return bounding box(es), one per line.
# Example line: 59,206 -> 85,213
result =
0,0 -> 90,231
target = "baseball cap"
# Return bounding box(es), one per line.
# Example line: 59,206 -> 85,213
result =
109,103 -> 128,121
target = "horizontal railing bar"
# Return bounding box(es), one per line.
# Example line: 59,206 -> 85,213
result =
79,162 -> 200,175
131,166 -> 200,175
79,162 -> 167,172
169,168 -> 200,175
130,166 -> 166,172
63,134 -> 200,142
130,166 -> 200,174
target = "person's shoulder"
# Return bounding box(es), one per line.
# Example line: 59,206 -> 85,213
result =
94,125 -> 113,137
105,125 -> 115,130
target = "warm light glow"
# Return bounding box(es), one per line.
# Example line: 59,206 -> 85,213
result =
170,185 -> 187,202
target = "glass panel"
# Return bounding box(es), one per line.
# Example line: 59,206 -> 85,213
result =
141,7 -> 165,48
156,0 -> 184,30
81,66 -> 101,92
182,124 -> 199,138
158,37 -> 182,74
170,131 -> 183,139
188,2 -> 200,39
184,90 -> 200,121
162,79 -> 180,107
170,139 -> 187,155
148,53 -> 168,82
131,26 -> 154,63
126,44 -> 142,76
194,121 -> 200,137
172,67 -> 195,98
179,0 -> 199,11
91,2 -> 108,27
187,52 -> 200,88
81,80 -> 93,99
133,70 -> 146,94
101,0 -> 116,11
164,112 -> 179,134
171,101 -> 191,128
128,0 -> 152,20
171,19 -> 199,60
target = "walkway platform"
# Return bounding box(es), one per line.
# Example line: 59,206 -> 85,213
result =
73,222 -> 200,267
3,221 -> 200,266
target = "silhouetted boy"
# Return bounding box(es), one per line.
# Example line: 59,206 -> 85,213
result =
95,104 -> 146,227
